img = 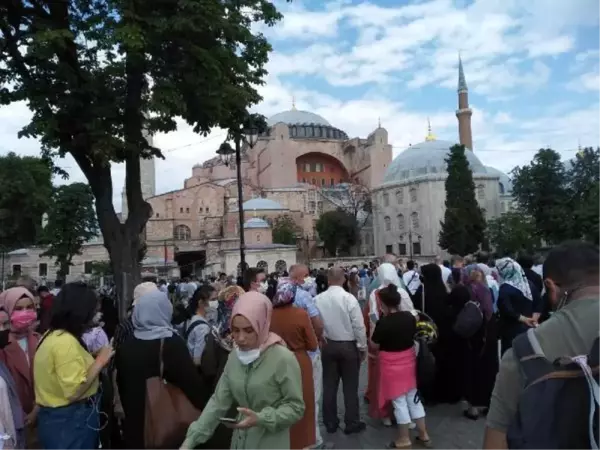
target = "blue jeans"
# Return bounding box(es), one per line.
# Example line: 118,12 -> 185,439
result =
37,396 -> 100,449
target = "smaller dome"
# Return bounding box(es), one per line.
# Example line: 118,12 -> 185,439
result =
243,218 -> 270,229
240,198 -> 285,211
267,109 -> 331,126
485,166 -> 513,194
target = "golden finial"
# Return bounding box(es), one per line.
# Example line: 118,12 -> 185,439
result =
425,117 -> 436,141
291,95 -> 297,111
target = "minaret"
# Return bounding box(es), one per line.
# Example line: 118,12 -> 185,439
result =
456,54 -> 473,150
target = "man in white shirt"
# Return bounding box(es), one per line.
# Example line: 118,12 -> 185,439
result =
315,267 -> 367,436
435,255 -> 452,285
402,260 -> 421,296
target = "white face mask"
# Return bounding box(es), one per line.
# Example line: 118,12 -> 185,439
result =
235,347 -> 261,365
258,281 -> 268,294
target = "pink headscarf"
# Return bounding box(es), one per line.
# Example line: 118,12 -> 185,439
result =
231,291 -> 284,352
0,287 -> 34,317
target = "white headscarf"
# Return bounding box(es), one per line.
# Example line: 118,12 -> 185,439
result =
369,263 -> 417,328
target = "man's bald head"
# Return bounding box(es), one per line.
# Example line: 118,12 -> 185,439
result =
290,264 -> 309,282
327,267 -> 346,286
382,253 -> 397,264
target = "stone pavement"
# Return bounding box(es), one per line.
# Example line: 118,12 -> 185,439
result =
319,362 -> 485,449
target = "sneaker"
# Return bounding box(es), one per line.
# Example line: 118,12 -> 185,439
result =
382,417 -> 393,427
344,421 -> 367,435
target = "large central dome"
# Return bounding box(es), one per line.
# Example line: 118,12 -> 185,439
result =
267,109 -> 331,126
383,139 -> 488,184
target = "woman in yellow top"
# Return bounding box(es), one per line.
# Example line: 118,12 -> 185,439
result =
33,282 -> 113,449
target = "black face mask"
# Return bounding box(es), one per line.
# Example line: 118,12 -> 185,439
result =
0,329 -> 9,349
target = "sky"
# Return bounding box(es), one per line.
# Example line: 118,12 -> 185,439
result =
0,0 -> 599,211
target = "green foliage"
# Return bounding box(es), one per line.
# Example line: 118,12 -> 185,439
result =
438,144 -> 486,255
88,260 -> 113,276
487,211 -> 541,257
0,152 -> 53,250
272,215 -> 299,245
0,0 -> 284,314
568,148 -> 599,244
316,209 -> 359,256
41,183 -> 99,279
511,149 -> 571,245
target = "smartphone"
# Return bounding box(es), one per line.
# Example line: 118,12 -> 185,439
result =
219,417 -> 238,424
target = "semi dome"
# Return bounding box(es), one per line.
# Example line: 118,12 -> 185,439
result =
267,109 -> 331,126
237,198 -> 285,211
383,139 -> 488,184
243,217 -> 270,229
485,166 -> 513,194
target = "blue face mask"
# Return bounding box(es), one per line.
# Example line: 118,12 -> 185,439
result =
235,347 -> 261,365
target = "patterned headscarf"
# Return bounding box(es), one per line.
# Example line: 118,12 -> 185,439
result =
272,278 -> 297,308
216,285 -> 245,338
496,257 -> 533,301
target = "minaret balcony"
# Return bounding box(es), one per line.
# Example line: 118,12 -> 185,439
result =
456,108 -> 472,115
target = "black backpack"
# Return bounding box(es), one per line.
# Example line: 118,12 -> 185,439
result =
183,321 -> 229,391
507,328 -> 599,449
452,300 -> 483,338
415,337 -> 436,390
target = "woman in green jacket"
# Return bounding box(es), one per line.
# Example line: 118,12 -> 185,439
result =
182,291 -> 305,449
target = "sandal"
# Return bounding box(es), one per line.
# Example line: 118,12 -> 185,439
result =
415,437 -> 433,448
386,441 -> 412,449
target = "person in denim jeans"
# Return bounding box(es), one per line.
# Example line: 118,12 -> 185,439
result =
33,283 -> 114,449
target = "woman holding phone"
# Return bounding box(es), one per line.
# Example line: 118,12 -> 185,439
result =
182,291 -> 305,449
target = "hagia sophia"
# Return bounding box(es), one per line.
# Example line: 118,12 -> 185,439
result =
7,57 -> 514,281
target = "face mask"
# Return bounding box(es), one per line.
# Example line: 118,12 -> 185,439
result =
258,282 -> 268,294
11,309 -> 37,331
235,347 -> 261,365
0,329 -> 9,348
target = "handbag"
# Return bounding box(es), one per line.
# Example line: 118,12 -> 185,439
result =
452,300 -> 483,339
144,339 -> 202,449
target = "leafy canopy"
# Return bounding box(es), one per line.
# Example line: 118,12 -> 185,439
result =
487,211 -> 540,257
316,209 -> 359,257
41,183 -> 99,278
0,152 -> 53,250
438,144 -> 486,255
272,215 -> 299,245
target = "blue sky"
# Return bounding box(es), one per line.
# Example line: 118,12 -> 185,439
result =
1,0 -> 598,207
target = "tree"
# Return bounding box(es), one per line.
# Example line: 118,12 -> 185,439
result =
0,152 -> 53,250
568,147 -> 599,244
316,209 -> 359,256
511,149 -> 570,245
439,144 -> 486,255
0,1 -> 283,317
40,183 -> 99,280
272,215 -> 299,245
317,182 -> 372,230
487,211 -> 541,257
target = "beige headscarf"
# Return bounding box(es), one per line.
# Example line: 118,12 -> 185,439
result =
133,282 -> 158,306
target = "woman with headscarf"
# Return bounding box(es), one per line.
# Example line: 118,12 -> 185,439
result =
0,287 -> 40,446
454,266 -> 498,420
270,281 -> 318,449
496,257 -> 543,355
33,283 -> 113,449
115,290 -> 208,448
182,292 -> 305,449
364,263 -> 415,425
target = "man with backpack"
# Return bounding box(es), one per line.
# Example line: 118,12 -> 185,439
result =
484,241 -> 599,449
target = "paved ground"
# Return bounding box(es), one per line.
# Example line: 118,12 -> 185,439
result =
320,363 -> 485,449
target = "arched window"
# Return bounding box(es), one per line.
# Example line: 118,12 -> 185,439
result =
298,126 -> 306,137
174,224 -> 191,240
256,233 -> 261,242
409,186 -> 418,203
396,189 -> 403,205
257,260 -> 268,272
499,182 -> 505,194
397,214 -> 405,231
411,212 -> 419,229
275,260 -> 287,273
383,192 -> 390,207
384,216 -> 391,231
477,184 -> 485,200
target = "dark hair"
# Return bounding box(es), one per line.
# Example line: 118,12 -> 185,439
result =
186,285 -> 215,318
37,285 -> 50,294
476,251 -> 489,264
378,283 -> 401,308
242,267 -> 264,292
47,282 -> 98,350
406,260 -> 416,270
517,254 -> 534,269
543,241 -> 599,288
54,279 -> 63,288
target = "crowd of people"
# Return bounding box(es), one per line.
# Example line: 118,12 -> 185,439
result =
0,240 -> 597,449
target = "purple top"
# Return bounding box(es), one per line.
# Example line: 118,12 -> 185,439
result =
82,327 -> 109,354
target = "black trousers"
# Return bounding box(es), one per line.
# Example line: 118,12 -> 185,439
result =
321,340 -> 361,428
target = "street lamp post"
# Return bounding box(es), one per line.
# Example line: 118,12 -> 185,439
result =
216,114 -> 266,278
